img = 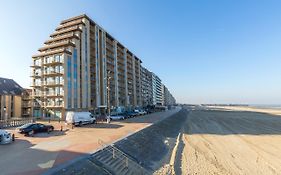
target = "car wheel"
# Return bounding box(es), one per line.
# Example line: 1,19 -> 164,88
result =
28,130 -> 34,136
48,128 -> 53,133
79,121 -> 82,126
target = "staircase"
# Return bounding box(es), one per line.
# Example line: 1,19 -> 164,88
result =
89,139 -> 150,175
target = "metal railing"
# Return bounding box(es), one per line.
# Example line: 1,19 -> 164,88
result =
97,139 -> 150,175
0,118 -> 34,129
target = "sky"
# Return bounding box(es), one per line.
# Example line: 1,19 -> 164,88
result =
0,0 -> 280,104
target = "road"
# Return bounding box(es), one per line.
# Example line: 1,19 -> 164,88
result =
177,107 -> 281,175
0,107 -> 180,175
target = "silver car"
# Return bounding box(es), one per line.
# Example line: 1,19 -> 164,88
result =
0,129 -> 13,144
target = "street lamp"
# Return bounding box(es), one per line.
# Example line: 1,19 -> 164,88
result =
3,106 -> 7,121
106,71 -> 112,117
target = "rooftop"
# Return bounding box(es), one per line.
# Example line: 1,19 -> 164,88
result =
0,77 -> 23,95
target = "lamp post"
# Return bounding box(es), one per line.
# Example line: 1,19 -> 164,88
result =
106,70 -> 112,117
3,106 -> 7,121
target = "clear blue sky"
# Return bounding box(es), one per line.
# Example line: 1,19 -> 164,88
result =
0,0 -> 280,104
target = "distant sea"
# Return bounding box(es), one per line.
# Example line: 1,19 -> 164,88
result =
249,104 -> 281,109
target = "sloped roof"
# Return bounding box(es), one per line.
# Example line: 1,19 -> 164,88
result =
0,77 -> 23,95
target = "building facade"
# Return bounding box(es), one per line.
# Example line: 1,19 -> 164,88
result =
163,85 -> 176,106
141,66 -> 153,106
0,78 -> 24,120
31,14 -> 143,119
151,73 -> 163,106
21,89 -> 32,118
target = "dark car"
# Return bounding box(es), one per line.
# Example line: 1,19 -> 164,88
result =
17,123 -> 54,136
124,111 -> 138,118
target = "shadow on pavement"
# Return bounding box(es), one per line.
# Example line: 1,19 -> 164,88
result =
25,130 -> 68,138
0,137 -> 108,175
77,123 -> 123,129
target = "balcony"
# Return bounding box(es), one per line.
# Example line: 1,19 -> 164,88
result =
44,93 -> 64,98
50,26 -> 82,38
30,82 -> 41,87
32,48 -> 72,58
43,60 -> 64,66
43,71 -> 64,77
56,19 -> 85,31
30,64 -> 42,68
44,33 -> 79,44
33,93 -> 42,97
43,81 -> 64,87
22,96 -> 31,101
22,102 -> 32,108
33,102 -> 42,108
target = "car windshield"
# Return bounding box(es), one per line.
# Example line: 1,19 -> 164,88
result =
19,123 -> 33,128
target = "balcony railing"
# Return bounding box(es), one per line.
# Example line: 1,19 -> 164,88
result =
30,72 -> 42,77
22,103 -> 32,108
30,63 -> 42,68
30,82 -> 42,87
43,60 -> 64,66
43,71 -> 64,77
43,81 -> 64,86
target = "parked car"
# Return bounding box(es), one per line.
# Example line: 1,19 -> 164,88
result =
110,114 -> 125,120
17,123 -> 54,136
0,130 -> 13,144
66,111 -> 96,126
122,112 -> 131,119
125,111 -> 138,118
138,109 -> 147,115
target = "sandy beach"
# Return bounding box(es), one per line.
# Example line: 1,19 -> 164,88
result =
176,106 -> 281,175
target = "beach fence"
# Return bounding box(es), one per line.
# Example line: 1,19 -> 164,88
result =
0,118 -> 34,129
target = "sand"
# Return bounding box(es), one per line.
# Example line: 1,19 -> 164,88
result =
176,107 -> 281,175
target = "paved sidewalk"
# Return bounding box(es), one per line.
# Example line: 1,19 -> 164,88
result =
0,107 -> 180,175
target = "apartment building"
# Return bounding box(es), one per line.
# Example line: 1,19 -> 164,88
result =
163,85 -> 176,106
31,14 -> 142,119
141,66 -> 153,106
151,73 -> 163,106
21,89 -> 32,118
0,77 -> 23,120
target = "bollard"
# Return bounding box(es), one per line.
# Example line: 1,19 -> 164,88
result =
61,125 -> 63,131
72,124 -> 74,129
12,134 -> 15,141
48,119 -> 50,123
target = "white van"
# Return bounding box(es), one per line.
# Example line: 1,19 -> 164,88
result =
0,130 -> 13,144
65,112 -> 96,126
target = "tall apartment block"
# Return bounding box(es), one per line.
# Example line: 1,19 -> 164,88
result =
151,73 -> 163,106
31,14 -> 142,119
163,85 -> 176,106
140,66 -> 153,106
